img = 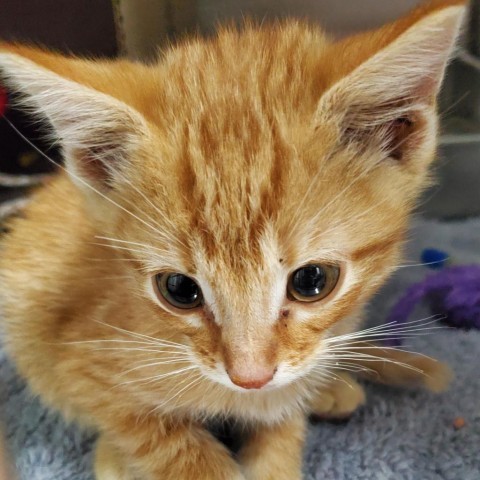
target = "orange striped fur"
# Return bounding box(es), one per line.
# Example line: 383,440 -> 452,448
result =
0,1 -> 466,478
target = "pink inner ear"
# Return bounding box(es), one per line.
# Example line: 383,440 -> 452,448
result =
72,145 -> 116,188
342,110 -> 421,162
386,116 -> 415,161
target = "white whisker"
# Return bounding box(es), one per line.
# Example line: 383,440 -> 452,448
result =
326,354 -> 425,375
395,259 -> 450,268
156,372 -> 203,410
92,347 -> 188,355
113,365 -> 198,388
94,320 -> 188,348
91,242 -> 167,260
325,344 -> 435,361
58,339 -> 189,356
111,174 -> 188,250
329,328 -> 448,343
2,117 -> 182,250
119,358 -> 192,376
95,236 -> 171,255
86,257 -> 143,263
325,316 -> 446,345
306,153 -> 381,230
314,359 -> 378,376
59,339 -> 187,348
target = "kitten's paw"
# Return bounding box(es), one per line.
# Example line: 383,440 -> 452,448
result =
95,436 -> 137,480
310,373 -> 365,419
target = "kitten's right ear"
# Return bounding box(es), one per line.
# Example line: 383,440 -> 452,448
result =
317,2 -> 466,163
0,49 -> 150,192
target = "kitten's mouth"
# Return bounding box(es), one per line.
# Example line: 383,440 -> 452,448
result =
223,382 -> 281,394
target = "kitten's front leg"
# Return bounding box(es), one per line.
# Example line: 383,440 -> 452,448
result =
94,414 -> 244,480
239,413 -> 306,480
310,372 -> 366,420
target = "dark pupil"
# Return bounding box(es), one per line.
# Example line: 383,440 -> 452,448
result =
292,265 -> 326,297
166,274 -> 199,305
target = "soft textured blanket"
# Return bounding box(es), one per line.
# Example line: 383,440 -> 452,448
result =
1,217 -> 479,480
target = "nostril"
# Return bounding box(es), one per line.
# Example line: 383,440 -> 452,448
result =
227,366 -> 276,390
230,376 -> 272,390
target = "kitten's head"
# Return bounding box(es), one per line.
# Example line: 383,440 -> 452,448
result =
0,1 -> 465,393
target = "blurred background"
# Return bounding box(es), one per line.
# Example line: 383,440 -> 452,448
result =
0,0 -> 478,218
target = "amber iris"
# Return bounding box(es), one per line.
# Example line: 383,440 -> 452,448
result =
288,264 -> 340,302
156,273 -> 203,309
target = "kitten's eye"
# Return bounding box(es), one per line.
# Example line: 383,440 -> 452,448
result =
155,273 -> 203,309
288,264 -> 340,303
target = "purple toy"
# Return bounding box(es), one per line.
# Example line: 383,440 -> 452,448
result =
386,265 -> 480,346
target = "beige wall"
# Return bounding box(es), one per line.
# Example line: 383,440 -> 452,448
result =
117,0 -> 423,59
197,0 -> 423,37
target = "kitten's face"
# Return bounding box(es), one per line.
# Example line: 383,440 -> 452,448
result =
105,22 -> 434,390
111,107 -> 414,392
0,4 -> 463,394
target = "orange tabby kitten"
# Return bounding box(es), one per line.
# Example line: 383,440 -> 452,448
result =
0,1 -> 465,479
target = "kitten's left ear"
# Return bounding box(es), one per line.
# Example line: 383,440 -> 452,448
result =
0,51 -> 149,192
317,3 -> 466,162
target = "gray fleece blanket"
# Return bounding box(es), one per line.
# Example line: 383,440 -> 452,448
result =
1,217 -> 479,480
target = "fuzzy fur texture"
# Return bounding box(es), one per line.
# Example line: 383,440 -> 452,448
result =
0,1 -> 466,479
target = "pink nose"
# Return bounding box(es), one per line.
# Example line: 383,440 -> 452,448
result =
227,366 -> 276,390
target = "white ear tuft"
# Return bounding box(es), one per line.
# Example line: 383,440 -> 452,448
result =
0,52 -> 149,190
